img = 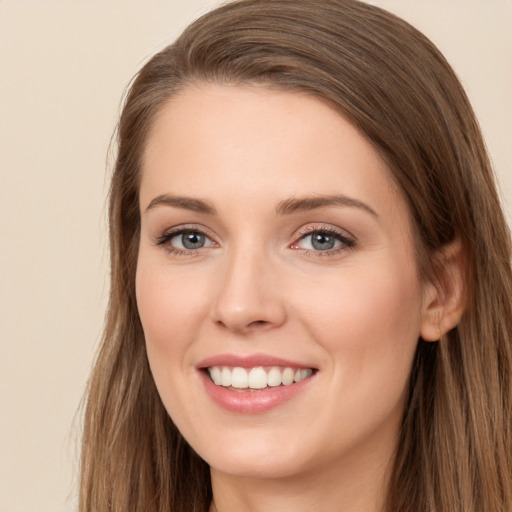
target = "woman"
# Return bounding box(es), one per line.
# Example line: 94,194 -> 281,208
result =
79,0 -> 512,511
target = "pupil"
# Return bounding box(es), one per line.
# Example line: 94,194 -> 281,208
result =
312,233 -> 335,250
182,232 -> 205,249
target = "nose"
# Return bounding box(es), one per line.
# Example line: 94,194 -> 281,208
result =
211,247 -> 286,334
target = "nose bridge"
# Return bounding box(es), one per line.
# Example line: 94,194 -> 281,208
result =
212,238 -> 285,332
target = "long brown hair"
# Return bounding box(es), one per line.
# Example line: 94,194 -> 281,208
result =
80,1 -> 512,510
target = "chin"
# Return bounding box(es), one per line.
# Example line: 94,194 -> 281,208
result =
205,447 -> 312,480
182,422 -> 316,479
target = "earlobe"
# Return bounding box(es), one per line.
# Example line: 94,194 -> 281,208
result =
420,239 -> 466,341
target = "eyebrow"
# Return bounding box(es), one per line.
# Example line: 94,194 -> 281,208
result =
144,194 -> 217,215
276,194 -> 379,218
144,193 -> 378,218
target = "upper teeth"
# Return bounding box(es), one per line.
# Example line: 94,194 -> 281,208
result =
208,366 -> 313,390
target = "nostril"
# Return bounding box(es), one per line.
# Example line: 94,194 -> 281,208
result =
248,320 -> 270,329
215,318 -> 271,332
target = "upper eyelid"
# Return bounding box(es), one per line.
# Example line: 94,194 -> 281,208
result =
160,224 -> 214,237
293,224 -> 355,241
154,224 -> 217,246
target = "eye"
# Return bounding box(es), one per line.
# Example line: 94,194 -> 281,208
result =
171,231 -> 210,250
301,232 -> 340,251
291,228 -> 355,254
155,228 -> 217,253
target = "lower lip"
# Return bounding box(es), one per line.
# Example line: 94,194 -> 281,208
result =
200,371 -> 315,414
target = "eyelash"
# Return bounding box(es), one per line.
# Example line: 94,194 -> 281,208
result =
292,226 -> 356,257
154,225 -> 356,258
154,225 -> 216,256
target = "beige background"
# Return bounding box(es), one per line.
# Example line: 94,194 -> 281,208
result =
0,1 -> 510,511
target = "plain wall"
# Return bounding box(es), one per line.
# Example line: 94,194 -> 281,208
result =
0,1 -> 510,511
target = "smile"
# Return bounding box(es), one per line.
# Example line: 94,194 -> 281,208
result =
197,355 -> 318,413
208,366 -> 314,390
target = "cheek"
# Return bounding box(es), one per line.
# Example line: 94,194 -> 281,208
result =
135,260 -> 209,377
295,259 -> 423,382
136,258 -> 206,335
135,260 -> 211,430
289,260 -> 423,452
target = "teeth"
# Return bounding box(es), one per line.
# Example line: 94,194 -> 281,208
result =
282,367 -> 295,385
267,367 -> 282,387
221,367 -> 231,387
207,366 -> 313,390
231,367 -> 248,389
248,367 -> 268,389
294,368 -> 312,382
210,366 -> 222,385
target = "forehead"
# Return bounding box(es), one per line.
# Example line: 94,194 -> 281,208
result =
140,83 -> 406,224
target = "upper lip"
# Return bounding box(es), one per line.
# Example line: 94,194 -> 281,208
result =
196,353 -> 316,370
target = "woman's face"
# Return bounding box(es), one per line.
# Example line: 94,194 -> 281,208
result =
136,84 -> 431,480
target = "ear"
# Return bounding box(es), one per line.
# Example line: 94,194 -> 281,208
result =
420,239 -> 466,341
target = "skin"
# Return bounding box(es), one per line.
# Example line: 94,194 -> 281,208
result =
136,84 -> 444,512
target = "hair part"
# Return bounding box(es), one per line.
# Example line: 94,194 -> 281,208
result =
80,1 -> 512,511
